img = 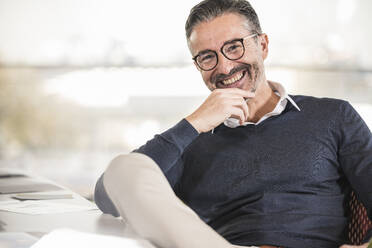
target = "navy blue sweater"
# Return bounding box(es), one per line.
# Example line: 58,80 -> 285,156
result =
95,95 -> 372,248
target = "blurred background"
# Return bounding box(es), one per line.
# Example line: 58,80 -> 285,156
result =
0,0 -> 372,199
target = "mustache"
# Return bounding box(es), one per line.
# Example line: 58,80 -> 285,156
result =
211,64 -> 253,85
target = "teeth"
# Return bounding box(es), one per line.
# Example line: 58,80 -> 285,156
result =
222,71 -> 244,85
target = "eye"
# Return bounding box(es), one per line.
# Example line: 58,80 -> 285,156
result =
225,43 -> 242,53
199,53 -> 215,63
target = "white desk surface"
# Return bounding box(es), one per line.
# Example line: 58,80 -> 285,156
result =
0,169 -> 134,246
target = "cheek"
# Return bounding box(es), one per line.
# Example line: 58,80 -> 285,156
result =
201,71 -> 215,90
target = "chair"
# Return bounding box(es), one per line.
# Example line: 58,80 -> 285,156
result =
348,190 -> 372,245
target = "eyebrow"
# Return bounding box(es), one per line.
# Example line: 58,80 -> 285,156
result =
198,49 -> 214,56
223,37 -> 241,44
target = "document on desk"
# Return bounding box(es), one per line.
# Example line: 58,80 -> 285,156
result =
31,229 -> 156,248
0,194 -> 20,204
0,232 -> 38,248
0,177 -> 61,194
12,192 -> 73,200
0,200 -> 97,215
0,168 -> 26,178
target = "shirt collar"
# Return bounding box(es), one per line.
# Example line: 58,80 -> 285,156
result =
268,80 -> 301,112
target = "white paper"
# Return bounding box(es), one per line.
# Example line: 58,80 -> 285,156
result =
13,192 -> 73,200
31,229 -> 156,248
0,194 -> 20,204
0,200 -> 97,215
0,232 -> 38,248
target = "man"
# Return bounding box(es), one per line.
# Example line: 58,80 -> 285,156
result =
94,0 -> 372,247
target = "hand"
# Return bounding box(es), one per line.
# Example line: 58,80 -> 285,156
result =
339,243 -> 369,248
185,88 -> 255,133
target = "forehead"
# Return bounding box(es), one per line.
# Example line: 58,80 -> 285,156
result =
188,12 -> 251,55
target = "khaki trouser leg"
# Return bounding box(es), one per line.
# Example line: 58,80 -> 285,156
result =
103,153 -> 256,248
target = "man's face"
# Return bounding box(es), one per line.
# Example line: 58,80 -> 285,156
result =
188,12 -> 268,92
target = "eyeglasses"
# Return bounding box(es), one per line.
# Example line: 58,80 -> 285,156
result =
192,33 -> 258,71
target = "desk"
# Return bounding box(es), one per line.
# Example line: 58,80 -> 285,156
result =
0,169 -> 135,247
0,210 -> 128,238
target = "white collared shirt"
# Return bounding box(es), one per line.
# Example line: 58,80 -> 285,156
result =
223,81 -> 301,128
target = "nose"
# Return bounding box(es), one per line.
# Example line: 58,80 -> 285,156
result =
215,52 -> 235,75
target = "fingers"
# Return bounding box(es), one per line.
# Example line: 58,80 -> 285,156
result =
225,98 -> 250,123
229,110 -> 245,124
186,88 -> 254,133
238,98 -> 249,122
213,89 -> 253,121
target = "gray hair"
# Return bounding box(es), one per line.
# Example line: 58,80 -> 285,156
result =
185,0 -> 262,40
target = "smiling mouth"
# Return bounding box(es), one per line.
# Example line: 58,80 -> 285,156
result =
217,70 -> 246,88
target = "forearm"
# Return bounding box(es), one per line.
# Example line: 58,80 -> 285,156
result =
134,118 -> 199,173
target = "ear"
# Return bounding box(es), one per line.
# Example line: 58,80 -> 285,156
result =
260,33 -> 269,60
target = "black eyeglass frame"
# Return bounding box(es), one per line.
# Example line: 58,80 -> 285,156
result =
192,33 -> 259,71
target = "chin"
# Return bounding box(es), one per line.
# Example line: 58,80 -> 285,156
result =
206,84 -> 215,91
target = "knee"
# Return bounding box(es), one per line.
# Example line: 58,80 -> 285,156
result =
103,152 -> 157,194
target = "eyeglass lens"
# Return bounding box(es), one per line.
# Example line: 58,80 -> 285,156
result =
196,40 -> 244,70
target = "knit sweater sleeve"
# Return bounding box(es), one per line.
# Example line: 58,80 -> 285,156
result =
94,119 -> 199,216
133,118 -> 199,177
337,101 -> 372,242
